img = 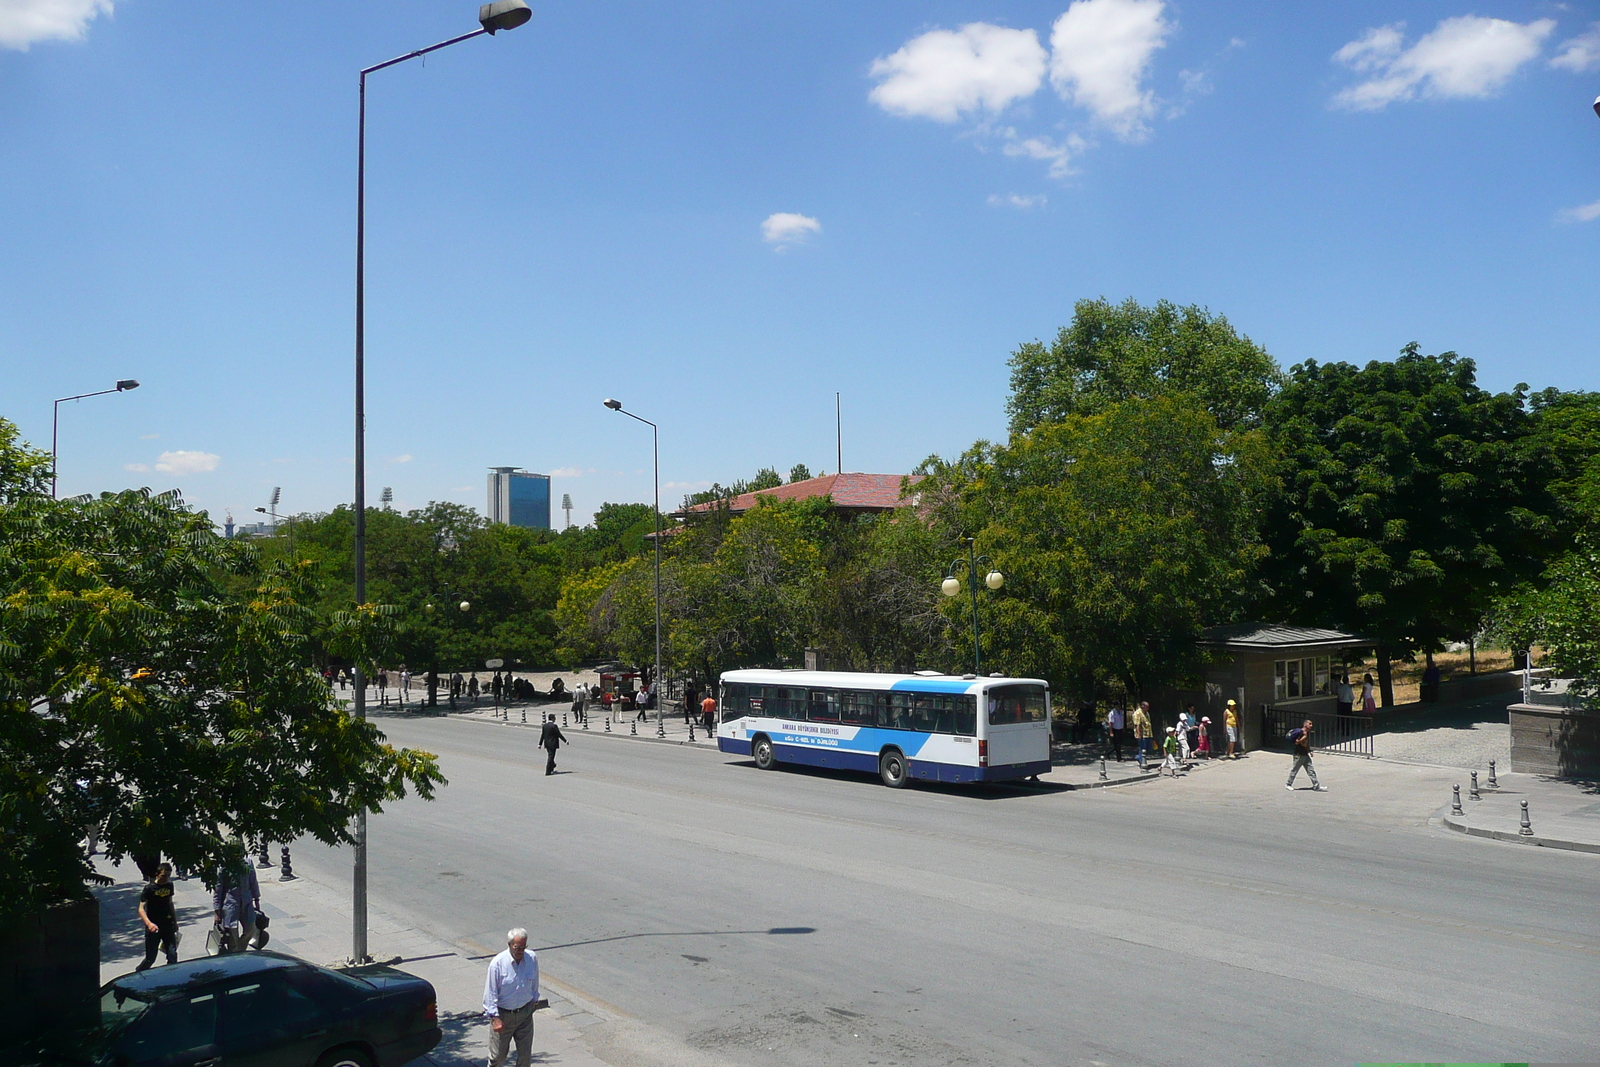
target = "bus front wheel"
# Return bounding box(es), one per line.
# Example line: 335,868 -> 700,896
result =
752,736 -> 777,770
879,749 -> 909,789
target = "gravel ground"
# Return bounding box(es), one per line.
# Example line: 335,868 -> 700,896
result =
1373,691 -> 1514,769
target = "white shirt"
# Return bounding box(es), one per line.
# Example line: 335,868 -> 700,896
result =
483,948 -> 539,1017
1107,708 -> 1125,730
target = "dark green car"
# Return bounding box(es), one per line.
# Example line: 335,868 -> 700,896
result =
28,951 -> 440,1067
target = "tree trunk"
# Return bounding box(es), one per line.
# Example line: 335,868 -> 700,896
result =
426,667 -> 438,707
1376,647 -> 1394,708
1469,636 -> 1476,674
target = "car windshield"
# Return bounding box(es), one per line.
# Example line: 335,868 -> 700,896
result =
49,985 -> 156,1056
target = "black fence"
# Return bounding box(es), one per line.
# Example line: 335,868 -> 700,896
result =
1260,705 -> 1375,758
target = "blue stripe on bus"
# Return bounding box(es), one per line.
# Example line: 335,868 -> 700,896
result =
887,679 -> 977,694
770,727 -> 934,758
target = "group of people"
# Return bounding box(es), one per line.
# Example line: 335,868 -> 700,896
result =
567,680 -> 661,725
1100,698 -> 1244,772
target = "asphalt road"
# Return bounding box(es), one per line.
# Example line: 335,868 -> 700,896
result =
291,714 -> 1600,1067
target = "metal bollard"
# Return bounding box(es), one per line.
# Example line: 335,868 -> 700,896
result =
521,708 -> 526,724
1470,771 -> 1481,801
1487,759 -> 1497,788
1099,757 -> 1108,781
254,836 -> 273,868
657,716 -> 666,738
605,716 -> 611,732
630,719 -> 637,735
1451,784 -> 1463,816
1519,800 -> 1533,836
563,710 -> 568,727
279,846 -> 295,881
688,720 -> 696,742
583,714 -> 589,730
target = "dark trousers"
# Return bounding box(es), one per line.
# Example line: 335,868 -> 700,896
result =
1105,728 -> 1123,760
138,923 -> 177,970
544,746 -> 557,775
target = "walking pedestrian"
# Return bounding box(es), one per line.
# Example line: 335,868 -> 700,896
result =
135,862 -> 179,971
377,668 -> 389,707
1176,710 -> 1193,763
483,927 -> 539,1067
539,714 -> 568,775
469,674 -> 480,703
1132,702 -> 1153,769
1286,719 -> 1326,791
570,684 -> 583,725
1104,706 -> 1125,761
212,843 -> 261,953
1360,673 -> 1377,713
401,667 -> 411,700
1224,699 -> 1240,759
1161,727 -> 1181,776
701,691 -> 718,734
1196,717 -> 1213,758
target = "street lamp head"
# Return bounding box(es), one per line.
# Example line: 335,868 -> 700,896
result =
479,0 -> 532,34
459,600 -> 471,612
940,576 -> 961,597
603,398 -> 623,411
985,570 -> 1004,590
116,379 -> 140,391
255,507 -> 267,514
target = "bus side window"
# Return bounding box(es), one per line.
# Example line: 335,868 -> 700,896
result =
911,694 -> 936,732
723,684 -> 746,716
840,690 -> 876,726
886,693 -> 911,730
809,689 -> 840,722
954,695 -> 977,736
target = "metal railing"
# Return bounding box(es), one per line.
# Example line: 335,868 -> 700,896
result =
1261,705 -> 1375,758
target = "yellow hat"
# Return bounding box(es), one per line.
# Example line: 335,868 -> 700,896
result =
1225,698 -> 1237,706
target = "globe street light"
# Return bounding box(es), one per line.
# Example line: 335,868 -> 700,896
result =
51,379 -> 139,498
941,536 -> 1003,676
350,0 -> 531,965
603,398 -> 664,737
422,594 -> 472,709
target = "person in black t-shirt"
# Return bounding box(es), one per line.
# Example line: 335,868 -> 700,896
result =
1286,720 -> 1326,792
136,863 -> 179,970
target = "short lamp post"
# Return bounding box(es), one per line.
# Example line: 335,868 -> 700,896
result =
940,537 -> 1003,676
603,398 -> 664,737
52,379 -> 139,498
349,0 -> 532,967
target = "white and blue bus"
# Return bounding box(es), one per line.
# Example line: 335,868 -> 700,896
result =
714,670 -> 1052,787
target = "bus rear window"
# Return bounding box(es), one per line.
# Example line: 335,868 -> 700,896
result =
987,685 -> 1047,725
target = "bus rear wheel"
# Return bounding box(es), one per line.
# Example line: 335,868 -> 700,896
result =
879,749 -> 909,789
752,736 -> 776,770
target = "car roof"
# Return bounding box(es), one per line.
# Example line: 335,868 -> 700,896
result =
106,950 -> 308,997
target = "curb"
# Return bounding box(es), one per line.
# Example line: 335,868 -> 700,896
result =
455,711 -> 721,751
1432,810 -> 1600,856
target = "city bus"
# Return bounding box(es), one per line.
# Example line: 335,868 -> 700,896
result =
714,669 -> 1052,787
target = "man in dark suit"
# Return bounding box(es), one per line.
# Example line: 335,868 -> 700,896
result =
540,714 -> 568,776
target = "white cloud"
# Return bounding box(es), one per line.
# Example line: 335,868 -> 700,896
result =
664,480 -> 714,491
1002,132 -> 1083,179
124,463 -> 149,473
153,450 -> 220,475
1550,22 -> 1600,72
138,433 -> 158,440
0,0 -> 112,51
761,212 -> 821,249
1557,198 -> 1600,223
1332,16 -> 1555,111
988,193 -> 1048,208
869,22 -> 1047,122
1048,0 -> 1172,141
390,453 -> 413,464
549,467 -> 591,478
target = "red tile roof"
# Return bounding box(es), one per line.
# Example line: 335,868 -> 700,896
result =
676,473 -> 924,517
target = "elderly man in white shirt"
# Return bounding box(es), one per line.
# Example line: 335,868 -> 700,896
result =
483,927 -> 539,1067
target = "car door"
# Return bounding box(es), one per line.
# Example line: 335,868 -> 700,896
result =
113,991 -> 219,1067
216,972 -> 332,1067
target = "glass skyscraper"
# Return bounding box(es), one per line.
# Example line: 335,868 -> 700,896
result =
487,467 -> 551,530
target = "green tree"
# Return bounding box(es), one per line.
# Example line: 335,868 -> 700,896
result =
788,463 -> 813,484
1260,346 -> 1549,704
0,421 -> 443,914
1007,297 -> 1282,435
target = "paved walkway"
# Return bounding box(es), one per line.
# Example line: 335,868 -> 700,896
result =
91,854 -> 619,1067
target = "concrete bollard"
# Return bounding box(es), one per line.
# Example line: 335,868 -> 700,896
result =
1451,784 -> 1463,816
1470,771 -> 1481,801
279,846 -> 295,881
1487,759 -> 1497,788
1099,757 -> 1108,781
1520,800 -> 1534,836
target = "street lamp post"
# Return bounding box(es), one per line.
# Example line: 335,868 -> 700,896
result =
350,0 -> 531,966
603,399 -> 664,737
940,537 -> 1003,676
423,594 -> 472,710
255,486 -> 294,554
51,379 -> 139,498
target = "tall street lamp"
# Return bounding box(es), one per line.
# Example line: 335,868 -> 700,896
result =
52,379 -> 139,498
603,398 -> 664,738
350,0 -> 531,965
940,536 -> 1003,676
255,485 -> 295,554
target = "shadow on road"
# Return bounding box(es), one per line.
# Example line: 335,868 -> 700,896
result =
723,759 -> 1075,799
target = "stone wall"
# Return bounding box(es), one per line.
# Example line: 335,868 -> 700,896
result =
1508,703 -> 1600,780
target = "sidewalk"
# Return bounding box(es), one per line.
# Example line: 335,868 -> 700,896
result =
1434,771 -> 1600,855
91,854 -> 619,1067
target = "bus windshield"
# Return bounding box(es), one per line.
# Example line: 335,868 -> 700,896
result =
986,684 -> 1048,725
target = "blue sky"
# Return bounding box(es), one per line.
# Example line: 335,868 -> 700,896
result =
3,0 -> 1598,529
